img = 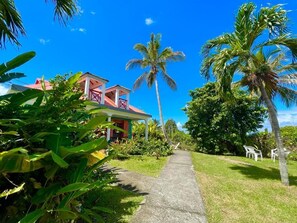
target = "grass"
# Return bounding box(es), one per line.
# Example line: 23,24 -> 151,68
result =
109,155 -> 168,177
87,186 -> 144,223
191,152 -> 297,223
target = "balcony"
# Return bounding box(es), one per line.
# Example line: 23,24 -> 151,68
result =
89,89 -> 101,103
118,98 -> 128,109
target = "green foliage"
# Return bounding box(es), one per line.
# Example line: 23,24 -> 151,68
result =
0,51 -> 35,83
132,119 -> 163,140
247,126 -> 297,157
165,119 -> 178,137
112,138 -> 172,159
171,131 -> 195,151
0,73 -> 114,222
184,83 -> 267,155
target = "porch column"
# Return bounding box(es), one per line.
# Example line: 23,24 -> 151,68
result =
101,83 -> 106,105
107,114 -> 112,141
84,76 -> 90,99
126,93 -> 130,110
145,119 -> 148,141
115,89 -> 119,107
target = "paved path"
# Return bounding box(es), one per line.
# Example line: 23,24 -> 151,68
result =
131,150 -> 207,223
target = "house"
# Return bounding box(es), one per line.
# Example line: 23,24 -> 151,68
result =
9,72 -> 151,141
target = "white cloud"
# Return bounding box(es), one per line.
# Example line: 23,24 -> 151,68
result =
262,108 -> 297,130
39,38 -> 50,45
0,84 -> 9,95
70,27 -> 87,33
176,122 -> 184,131
145,18 -> 154,26
78,28 -> 86,33
90,11 -> 96,15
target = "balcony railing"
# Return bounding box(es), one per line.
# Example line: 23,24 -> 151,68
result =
118,98 -> 128,109
89,89 -> 101,103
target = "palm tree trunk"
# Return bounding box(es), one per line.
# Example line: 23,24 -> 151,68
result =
259,83 -> 289,186
154,80 -> 169,142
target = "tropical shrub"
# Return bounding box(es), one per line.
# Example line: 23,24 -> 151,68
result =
247,126 -> 297,157
112,138 -> 172,159
0,72 -> 115,222
171,131 -> 195,151
184,83 -> 267,155
132,119 -> 163,140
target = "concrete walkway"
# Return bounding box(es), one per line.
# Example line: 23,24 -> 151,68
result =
131,150 -> 207,223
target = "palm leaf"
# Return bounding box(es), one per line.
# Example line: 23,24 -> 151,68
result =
126,59 -> 144,70
277,85 -> 297,107
133,72 -> 148,90
0,0 -> 25,47
50,0 -> 78,24
0,72 -> 25,83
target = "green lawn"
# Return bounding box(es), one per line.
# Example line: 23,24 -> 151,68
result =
109,155 -> 168,177
87,186 -> 143,223
192,152 -> 297,223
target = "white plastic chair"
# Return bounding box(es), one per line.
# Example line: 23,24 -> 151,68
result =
271,148 -> 290,162
243,145 -> 263,161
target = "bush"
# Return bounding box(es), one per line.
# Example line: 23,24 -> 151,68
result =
112,138 -> 172,159
0,73 -> 114,222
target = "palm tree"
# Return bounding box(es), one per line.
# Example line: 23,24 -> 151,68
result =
201,3 -> 297,186
126,33 -> 185,141
0,0 -> 78,47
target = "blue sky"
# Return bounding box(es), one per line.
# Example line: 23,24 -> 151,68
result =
1,0 -> 297,130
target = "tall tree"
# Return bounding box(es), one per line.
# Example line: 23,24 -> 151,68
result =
126,33 -> 185,141
201,3 -> 297,185
0,0 -> 78,47
184,82 -> 266,155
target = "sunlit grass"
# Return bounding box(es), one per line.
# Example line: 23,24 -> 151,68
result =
109,155 -> 169,177
192,152 -> 297,223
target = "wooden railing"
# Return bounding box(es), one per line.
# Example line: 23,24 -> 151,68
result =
118,98 -> 128,109
89,89 -> 101,103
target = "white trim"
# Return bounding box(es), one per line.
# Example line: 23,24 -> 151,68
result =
115,89 -> 120,107
84,76 -> 90,99
145,119 -> 148,141
107,114 -> 112,141
101,84 -> 106,105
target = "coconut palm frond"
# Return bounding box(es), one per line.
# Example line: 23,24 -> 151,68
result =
261,35 -> 297,61
277,85 -> 297,107
0,0 -> 25,47
125,59 -> 144,70
51,0 -> 78,24
133,72 -> 148,90
201,33 -> 232,57
159,63 -> 176,90
146,71 -> 156,88
278,74 -> 297,85
134,44 -> 149,58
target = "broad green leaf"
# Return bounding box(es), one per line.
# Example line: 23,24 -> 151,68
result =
0,72 -> 25,83
67,72 -> 82,86
9,89 -> 44,106
62,138 -> 107,155
18,209 -> 45,223
0,147 -> 28,158
55,208 -> 78,220
78,213 -> 93,223
78,116 -> 107,140
70,158 -> 88,183
56,182 -> 89,195
0,51 -> 36,74
31,184 -> 60,205
51,152 -> 69,168
0,131 -> 19,136
0,183 -> 25,199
